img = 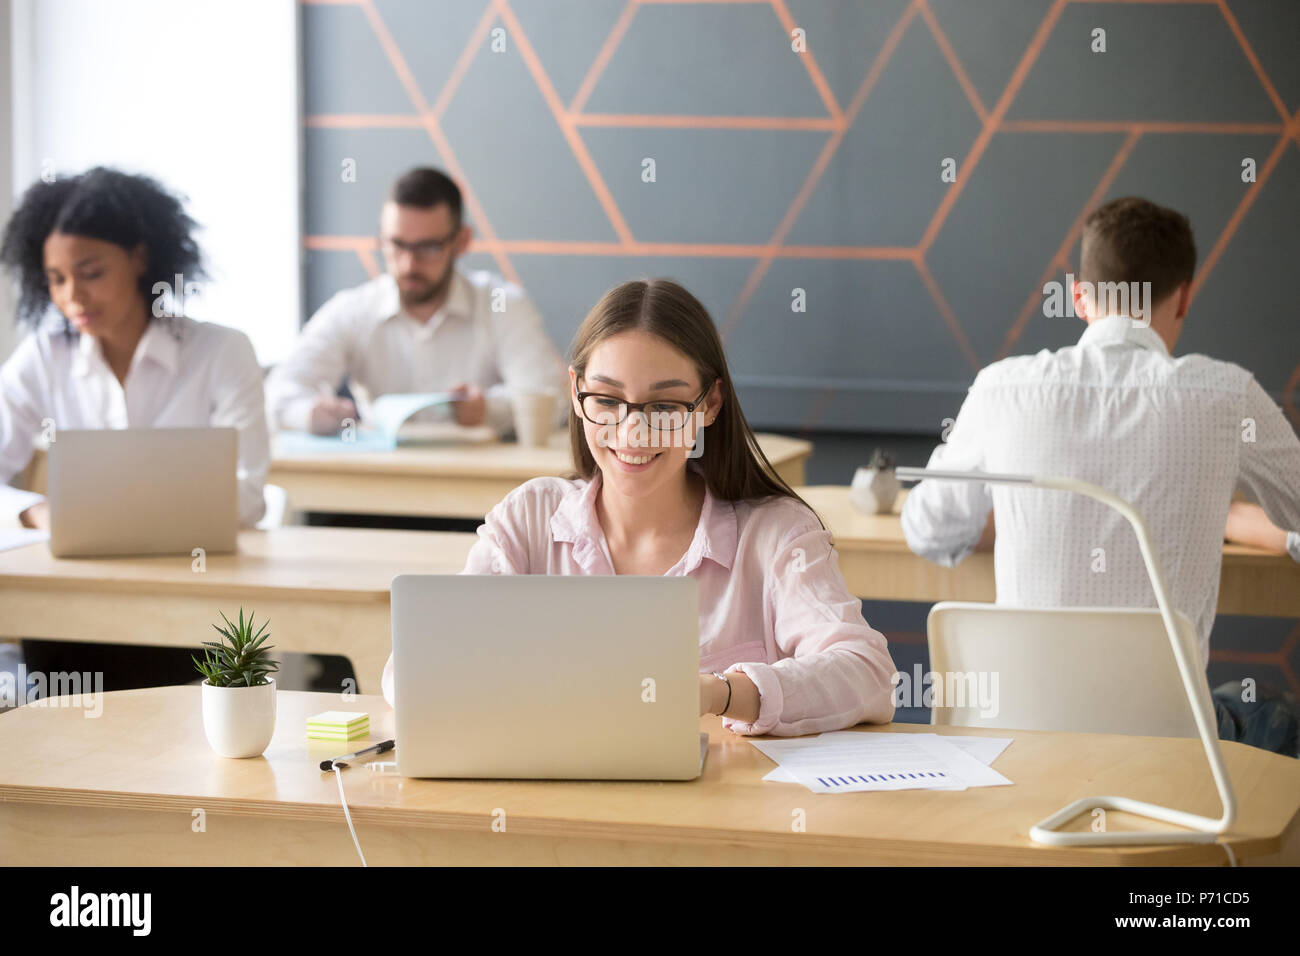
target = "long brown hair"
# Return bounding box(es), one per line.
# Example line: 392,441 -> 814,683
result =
568,278 -> 822,526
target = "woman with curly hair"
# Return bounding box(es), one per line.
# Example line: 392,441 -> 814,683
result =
0,166 -> 269,527
0,167 -> 270,692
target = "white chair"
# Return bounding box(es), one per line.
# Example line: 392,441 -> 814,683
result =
897,466 -> 1234,847
926,602 -> 1203,738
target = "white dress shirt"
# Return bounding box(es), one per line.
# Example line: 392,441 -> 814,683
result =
264,268 -> 568,435
0,315 -> 269,526
901,315 -> 1300,663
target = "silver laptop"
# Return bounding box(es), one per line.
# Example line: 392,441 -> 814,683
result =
391,575 -> 706,780
47,427 -> 238,558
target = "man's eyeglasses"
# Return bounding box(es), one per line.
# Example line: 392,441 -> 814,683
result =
379,232 -> 457,261
575,385 -> 711,432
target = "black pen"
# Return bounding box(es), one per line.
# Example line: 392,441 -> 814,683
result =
320,739 -> 395,771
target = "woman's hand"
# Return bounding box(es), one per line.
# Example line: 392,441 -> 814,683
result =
19,501 -> 50,530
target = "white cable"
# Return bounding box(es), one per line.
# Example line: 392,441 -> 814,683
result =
1223,841 -> 1237,867
332,763 -> 368,867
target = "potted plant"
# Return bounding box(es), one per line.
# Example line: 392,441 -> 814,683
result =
850,448 -> 901,515
193,608 -> 280,758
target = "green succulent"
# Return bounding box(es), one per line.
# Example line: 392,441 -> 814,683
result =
192,608 -> 280,688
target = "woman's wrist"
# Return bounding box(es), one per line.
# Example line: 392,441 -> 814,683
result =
711,672 -> 732,715
714,668 -> 761,723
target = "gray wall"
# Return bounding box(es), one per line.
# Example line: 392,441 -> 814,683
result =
302,0 -> 1300,435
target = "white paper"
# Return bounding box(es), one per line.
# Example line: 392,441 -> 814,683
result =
0,528 -> 49,553
276,391 -> 459,453
363,392 -> 457,439
752,731 -> 1013,793
275,430 -> 400,454
928,733 -> 1012,767
394,422 -> 497,446
762,733 -> 1012,783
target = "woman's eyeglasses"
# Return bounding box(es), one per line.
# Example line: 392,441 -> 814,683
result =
575,385 -> 711,432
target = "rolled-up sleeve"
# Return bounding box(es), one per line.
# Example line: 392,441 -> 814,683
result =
209,330 -> 269,527
0,334 -> 50,519
901,383 -> 991,567
1237,376 -> 1300,536
722,522 -> 897,737
264,292 -> 355,432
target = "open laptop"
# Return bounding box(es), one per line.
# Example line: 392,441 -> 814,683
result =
47,427 -> 238,558
391,574 -> 706,780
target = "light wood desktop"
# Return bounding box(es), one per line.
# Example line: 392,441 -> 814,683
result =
797,486 -> 1300,619
1,487 -> 1292,699
20,439 -> 1290,615
266,427 -> 811,519
1,686 -> 1296,866
0,528 -> 474,695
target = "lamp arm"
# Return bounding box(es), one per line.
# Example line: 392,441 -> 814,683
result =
1034,476 -> 1236,835
896,467 -> 1237,845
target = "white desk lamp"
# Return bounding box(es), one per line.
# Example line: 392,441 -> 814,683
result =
895,466 -> 1237,847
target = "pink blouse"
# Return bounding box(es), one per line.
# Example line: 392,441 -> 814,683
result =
380,463 -> 897,736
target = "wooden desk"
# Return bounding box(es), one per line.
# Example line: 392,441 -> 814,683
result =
797,486 -> 1300,618
3,488 -> 1289,700
2,686 -> 1296,866
267,430 -> 812,519
0,528 -> 475,695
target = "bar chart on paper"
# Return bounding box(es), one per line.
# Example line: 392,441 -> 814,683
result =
752,732 -> 1013,794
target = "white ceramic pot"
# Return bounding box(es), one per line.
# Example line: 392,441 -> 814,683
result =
850,466 -> 901,515
201,678 -> 277,758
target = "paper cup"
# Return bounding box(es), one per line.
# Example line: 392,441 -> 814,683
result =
511,389 -> 559,447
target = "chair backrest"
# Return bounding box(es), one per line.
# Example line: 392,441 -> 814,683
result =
925,602 -> 1204,737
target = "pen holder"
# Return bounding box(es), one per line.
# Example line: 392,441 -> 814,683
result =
201,678 -> 277,758
849,465 -> 900,515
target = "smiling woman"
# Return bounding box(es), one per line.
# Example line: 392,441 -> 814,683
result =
381,278 -> 899,737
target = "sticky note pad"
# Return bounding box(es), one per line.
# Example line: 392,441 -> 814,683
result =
306,711 -> 370,742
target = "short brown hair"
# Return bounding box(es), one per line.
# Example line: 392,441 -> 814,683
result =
1079,197 -> 1196,306
389,167 -> 461,226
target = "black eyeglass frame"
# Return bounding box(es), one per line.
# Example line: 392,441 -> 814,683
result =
574,384 -> 712,431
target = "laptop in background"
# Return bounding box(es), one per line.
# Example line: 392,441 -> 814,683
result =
391,574 -> 705,780
47,427 -> 238,558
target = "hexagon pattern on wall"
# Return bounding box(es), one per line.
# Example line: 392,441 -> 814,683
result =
304,0 -> 1300,692
303,0 -> 1300,433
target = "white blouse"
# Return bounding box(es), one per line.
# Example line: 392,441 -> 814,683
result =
0,315 -> 270,526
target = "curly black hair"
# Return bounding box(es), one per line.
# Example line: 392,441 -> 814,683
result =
0,166 -> 204,328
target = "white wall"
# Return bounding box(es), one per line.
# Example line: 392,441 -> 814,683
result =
10,0 -> 301,365
0,0 -> 15,362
